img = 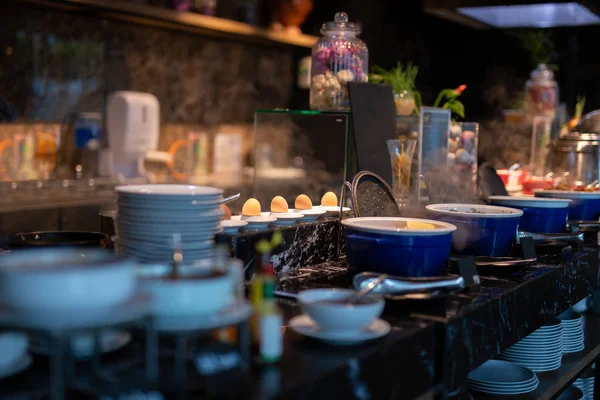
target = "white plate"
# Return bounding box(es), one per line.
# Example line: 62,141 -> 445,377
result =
117,231 -> 217,243
563,344 -> 585,353
116,238 -> 213,251
468,359 -> 537,384
116,184 -> 223,197
288,314 -> 390,345
154,301 -> 251,332
270,213 -> 304,225
502,348 -> 563,357
426,203 -> 523,218
469,381 -> 539,395
510,359 -> 561,372
292,208 -> 326,220
0,333 -> 28,370
0,354 -> 32,380
0,292 -> 151,330
31,330 -> 131,359
489,196 -> 571,208
233,215 -> 277,229
221,220 -> 248,234
469,379 -> 539,392
499,353 -> 562,363
317,206 -> 352,214
341,217 -> 457,236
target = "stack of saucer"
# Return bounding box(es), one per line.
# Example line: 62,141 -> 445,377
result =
559,310 -> 585,353
498,320 -> 563,372
573,368 -> 594,399
468,360 -> 539,395
115,185 -> 223,264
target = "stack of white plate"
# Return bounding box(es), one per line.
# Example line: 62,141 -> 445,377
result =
559,310 -> 585,353
468,359 -> 539,395
573,368 -> 594,399
115,185 -> 223,264
498,320 -> 563,372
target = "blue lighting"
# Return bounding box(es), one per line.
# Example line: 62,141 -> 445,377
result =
457,3 -> 600,28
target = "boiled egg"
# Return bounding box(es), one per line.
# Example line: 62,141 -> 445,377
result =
242,198 -> 261,217
295,194 -> 313,210
271,196 -> 289,213
321,191 -> 338,207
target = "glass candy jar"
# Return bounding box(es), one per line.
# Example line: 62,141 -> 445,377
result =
524,64 -> 558,118
310,12 -> 368,111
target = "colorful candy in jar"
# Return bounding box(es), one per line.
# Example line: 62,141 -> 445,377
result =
310,12 -> 368,111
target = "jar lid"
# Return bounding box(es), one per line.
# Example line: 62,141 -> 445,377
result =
321,12 -> 361,34
531,64 -> 555,80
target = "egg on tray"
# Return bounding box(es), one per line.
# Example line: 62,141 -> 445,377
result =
321,192 -> 338,207
242,198 -> 261,217
221,204 -> 232,220
295,194 -> 313,210
271,196 -> 289,213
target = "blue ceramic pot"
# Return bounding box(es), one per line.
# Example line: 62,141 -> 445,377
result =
489,196 -> 571,233
341,217 -> 456,277
426,204 -> 523,257
534,190 -> 600,221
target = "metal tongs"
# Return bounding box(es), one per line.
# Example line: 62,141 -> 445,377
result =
516,231 -> 584,244
567,220 -> 600,232
352,272 -> 465,296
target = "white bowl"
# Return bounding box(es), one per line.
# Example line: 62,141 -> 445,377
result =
341,217 -> 457,236
489,196 -> 571,208
293,208 -> 326,220
318,205 -> 352,214
138,264 -> 233,317
0,333 -> 28,369
270,212 -> 304,225
221,220 -> 248,233
426,203 -> 523,218
297,289 -> 384,333
0,248 -> 136,312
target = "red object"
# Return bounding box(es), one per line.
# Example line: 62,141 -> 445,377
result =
522,177 -> 549,195
455,84 -> 467,94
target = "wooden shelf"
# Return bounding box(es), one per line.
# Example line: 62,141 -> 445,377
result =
21,0 -> 319,48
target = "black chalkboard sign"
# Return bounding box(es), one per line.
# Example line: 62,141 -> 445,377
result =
348,82 -> 397,186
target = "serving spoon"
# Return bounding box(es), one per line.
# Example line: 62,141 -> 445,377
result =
221,193 -> 241,205
347,274 -> 387,304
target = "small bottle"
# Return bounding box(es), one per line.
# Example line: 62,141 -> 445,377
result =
259,273 -> 282,364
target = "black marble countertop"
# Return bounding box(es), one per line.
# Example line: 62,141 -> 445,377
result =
0,249 -> 598,400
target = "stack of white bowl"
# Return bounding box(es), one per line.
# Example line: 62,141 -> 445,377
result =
467,360 -> 539,395
573,368 -> 594,399
559,310 -> 585,353
115,185 -> 223,264
498,320 -> 563,372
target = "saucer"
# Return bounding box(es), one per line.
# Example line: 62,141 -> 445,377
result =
270,213 -> 304,225
233,215 -> 278,229
292,208 -> 326,221
0,354 -> 31,379
317,206 -> 352,215
220,219 -> 248,234
154,301 -> 252,332
288,314 -> 390,345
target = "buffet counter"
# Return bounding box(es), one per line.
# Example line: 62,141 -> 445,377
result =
0,248 -> 597,399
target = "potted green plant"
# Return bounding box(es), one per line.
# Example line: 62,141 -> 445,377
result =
369,62 -> 421,116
